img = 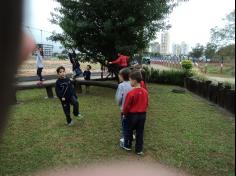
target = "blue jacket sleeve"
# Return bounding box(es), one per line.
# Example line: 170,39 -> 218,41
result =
115,84 -> 123,106
55,81 -> 63,98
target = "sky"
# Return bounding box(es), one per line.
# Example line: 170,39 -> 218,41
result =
23,0 -> 235,52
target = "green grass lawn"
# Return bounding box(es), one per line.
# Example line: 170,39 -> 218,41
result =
0,84 -> 235,176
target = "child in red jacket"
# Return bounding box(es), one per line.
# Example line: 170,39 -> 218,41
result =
109,53 -> 129,69
122,71 -> 148,155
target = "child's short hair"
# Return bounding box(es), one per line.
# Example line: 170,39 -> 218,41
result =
56,66 -> 65,74
87,65 -> 92,70
119,68 -> 131,81
141,69 -> 146,82
129,71 -> 142,83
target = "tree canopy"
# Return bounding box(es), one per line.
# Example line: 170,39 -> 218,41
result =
49,0 -> 184,65
190,44 -> 204,59
204,43 -> 217,59
211,10 -> 235,47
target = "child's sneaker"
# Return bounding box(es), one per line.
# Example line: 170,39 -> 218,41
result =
68,121 -> 74,126
122,146 -> 132,151
76,114 -> 84,119
120,138 -> 124,148
136,151 -> 144,156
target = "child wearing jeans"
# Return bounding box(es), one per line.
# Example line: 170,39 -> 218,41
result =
122,71 -> 148,155
115,68 -> 132,147
55,66 -> 82,126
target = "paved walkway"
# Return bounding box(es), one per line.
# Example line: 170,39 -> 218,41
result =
36,161 -> 190,176
205,75 -> 235,84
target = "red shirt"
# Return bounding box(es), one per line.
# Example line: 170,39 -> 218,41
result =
140,81 -> 148,91
123,88 -> 148,115
112,55 -> 129,67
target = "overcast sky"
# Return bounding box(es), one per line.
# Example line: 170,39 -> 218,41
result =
24,0 -> 235,51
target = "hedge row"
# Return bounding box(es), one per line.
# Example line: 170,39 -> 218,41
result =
143,66 -> 190,86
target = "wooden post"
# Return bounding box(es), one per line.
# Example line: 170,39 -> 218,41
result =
101,65 -> 103,79
46,87 -> 54,99
220,56 -> 224,74
204,63 -> 208,74
11,88 -> 17,105
74,81 -> 82,94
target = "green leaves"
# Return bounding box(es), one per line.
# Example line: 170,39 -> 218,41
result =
210,10 -> 235,47
50,0 -> 177,64
190,44 -> 204,59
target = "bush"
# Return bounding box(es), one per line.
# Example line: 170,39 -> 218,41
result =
143,66 -> 191,86
181,60 -> 193,71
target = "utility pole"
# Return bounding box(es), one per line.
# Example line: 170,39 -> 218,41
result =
40,29 -> 43,44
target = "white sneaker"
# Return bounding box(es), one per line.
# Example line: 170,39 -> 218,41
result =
68,121 -> 74,126
136,151 -> 144,155
122,146 -> 132,151
76,114 -> 84,119
120,138 -> 124,148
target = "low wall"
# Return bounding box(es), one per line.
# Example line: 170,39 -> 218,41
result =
184,77 -> 235,114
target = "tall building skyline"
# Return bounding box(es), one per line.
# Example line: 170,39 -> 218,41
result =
172,44 -> 182,56
172,42 -> 189,55
160,32 -> 170,55
180,42 -> 189,55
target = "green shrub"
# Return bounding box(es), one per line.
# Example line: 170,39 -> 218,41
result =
192,75 -> 207,82
143,66 -> 191,86
181,60 -> 193,71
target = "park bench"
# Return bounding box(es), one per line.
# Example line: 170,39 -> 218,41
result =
14,78 -> 118,103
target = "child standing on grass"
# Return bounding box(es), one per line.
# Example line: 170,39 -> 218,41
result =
115,68 -> 132,147
55,66 -> 83,126
122,71 -> 148,155
36,47 -> 44,85
83,65 -> 92,93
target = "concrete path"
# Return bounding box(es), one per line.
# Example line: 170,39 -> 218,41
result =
36,161 -> 190,176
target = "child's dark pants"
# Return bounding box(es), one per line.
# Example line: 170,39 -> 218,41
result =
61,96 -> 79,124
124,113 -> 146,153
121,113 -> 128,138
37,67 -> 43,81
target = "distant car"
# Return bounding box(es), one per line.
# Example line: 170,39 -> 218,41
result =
142,57 -> 151,65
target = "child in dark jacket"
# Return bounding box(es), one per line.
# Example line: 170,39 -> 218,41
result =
83,65 -> 92,93
122,71 -> 148,155
55,66 -> 82,126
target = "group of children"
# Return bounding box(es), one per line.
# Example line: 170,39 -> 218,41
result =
116,67 -> 148,155
55,63 -> 148,155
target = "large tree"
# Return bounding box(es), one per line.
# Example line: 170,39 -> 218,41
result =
204,43 -> 217,59
190,44 -> 204,59
211,10 -> 235,47
50,0 -> 184,65
217,44 -> 235,60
